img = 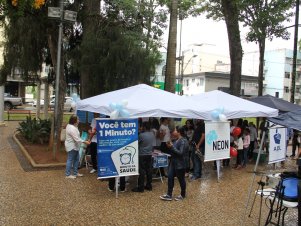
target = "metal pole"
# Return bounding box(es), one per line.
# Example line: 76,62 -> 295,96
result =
178,17 -> 182,95
291,0 -> 299,103
181,52 -> 184,95
0,85 -> 5,126
53,0 -> 64,159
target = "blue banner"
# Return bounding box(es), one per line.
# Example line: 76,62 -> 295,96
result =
96,118 -> 139,178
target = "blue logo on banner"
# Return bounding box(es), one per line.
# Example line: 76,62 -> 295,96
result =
273,129 -> 281,144
206,130 -> 218,145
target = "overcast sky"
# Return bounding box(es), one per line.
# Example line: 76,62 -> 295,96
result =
161,14 -> 301,58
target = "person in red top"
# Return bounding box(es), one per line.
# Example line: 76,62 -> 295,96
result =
242,128 -> 250,168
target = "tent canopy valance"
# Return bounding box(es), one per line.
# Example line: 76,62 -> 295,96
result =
76,84 -> 213,119
186,90 -> 278,120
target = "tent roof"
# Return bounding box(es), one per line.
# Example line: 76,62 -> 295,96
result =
187,90 -> 278,119
249,95 -> 301,113
269,109 -> 301,131
76,84 -> 213,119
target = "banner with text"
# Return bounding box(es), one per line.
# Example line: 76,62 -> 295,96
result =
268,125 -> 286,164
96,118 -> 139,178
204,121 -> 230,162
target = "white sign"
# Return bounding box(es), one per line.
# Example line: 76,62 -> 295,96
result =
204,121 -> 230,162
268,126 -> 286,164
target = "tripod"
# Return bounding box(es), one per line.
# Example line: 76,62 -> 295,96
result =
248,174 -> 266,226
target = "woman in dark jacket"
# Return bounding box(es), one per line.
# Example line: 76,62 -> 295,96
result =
160,126 -> 189,201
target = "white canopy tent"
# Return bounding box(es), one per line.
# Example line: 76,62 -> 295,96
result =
76,84 -> 213,119
186,90 -> 278,119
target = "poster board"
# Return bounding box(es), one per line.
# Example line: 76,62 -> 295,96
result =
268,125 -> 286,164
96,118 -> 139,178
204,121 -> 230,162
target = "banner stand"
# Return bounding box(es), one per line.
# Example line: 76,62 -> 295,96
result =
115,177 -> 119,199
216,160 -> 221,182
241,122 -> 288,225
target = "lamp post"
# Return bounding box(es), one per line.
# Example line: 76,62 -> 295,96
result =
48,1 -> 77,159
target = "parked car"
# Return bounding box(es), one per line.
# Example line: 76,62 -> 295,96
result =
4,93 -> 23,110
50,97 -> 74,112
31,96 -> 74,112
31,99 -> 45,107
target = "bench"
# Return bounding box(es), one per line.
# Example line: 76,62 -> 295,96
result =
7,110 -> 32,121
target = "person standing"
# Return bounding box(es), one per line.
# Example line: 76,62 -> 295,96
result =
190,119 -> 205,181
160,126 -> 189,201
158,117 -> 171,177
291,129 -> 300,157
132,121 -> 156,192
65,115 -> 90,179
242,128 -> 250,168
88,113 -> 99,174
159,117 -> 171,153
248,122 -> 257,160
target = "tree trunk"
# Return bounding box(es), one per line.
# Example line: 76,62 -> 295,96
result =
258,39 -> 265,96
81,0 -> 101,99
221,0 -> 242,97
164,0 -> 178,93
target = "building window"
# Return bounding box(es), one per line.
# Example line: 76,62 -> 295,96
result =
199,78 -> 204,86
284,86 -> 289,93
192,78 -> 195,83
285,72 -> 290,79
296,87 -> 300,93
186,79 -> 189,87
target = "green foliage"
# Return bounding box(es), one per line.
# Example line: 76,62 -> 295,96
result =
240,0 -> 294,43
0,0 -> 55,83
17,116 -> 51,144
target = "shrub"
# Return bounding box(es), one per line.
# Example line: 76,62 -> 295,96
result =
17,116 -> 51,144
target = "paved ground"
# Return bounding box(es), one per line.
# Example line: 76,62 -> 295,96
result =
0,121 -> 298,226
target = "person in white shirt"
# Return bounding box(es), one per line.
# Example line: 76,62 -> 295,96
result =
65,115 -> 90,179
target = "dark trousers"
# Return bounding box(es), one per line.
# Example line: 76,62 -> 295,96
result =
138,155 -> 153,191
108,177 -> 126,191
292,142 -> 300,156
167,165 -> 186,198
90,142 -> 97,170
248,141 -> 255,159
237,149 -> 243,165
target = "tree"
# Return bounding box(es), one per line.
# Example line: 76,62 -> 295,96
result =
76,0 -> 163,98
0,0 -> 71,157
240,0 -> 294,96
199,0 -> 243,96
164,0 -> 178,93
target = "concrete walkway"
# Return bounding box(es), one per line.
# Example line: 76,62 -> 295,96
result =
0,121 -> 298,225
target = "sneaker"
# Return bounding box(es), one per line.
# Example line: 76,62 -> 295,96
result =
174,195 -> 184,201
160,194 -> 172,201
120,189 -> 126,193
66,175 -> 76,179
90,169 -> 97,174
189,176 -> 200,181
108,187 -> 114,192
76,173 -> 84,177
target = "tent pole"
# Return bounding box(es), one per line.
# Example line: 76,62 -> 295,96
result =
241,121 -> 267,225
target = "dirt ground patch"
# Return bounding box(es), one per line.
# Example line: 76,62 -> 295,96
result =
16,134 -> 67,164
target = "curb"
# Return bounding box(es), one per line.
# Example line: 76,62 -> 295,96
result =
13,132 -> 66,168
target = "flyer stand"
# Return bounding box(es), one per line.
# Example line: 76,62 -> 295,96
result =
152,151 -> 170,183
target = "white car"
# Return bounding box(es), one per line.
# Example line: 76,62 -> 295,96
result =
32,96 -> 74,112
50,97 -> 74,112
